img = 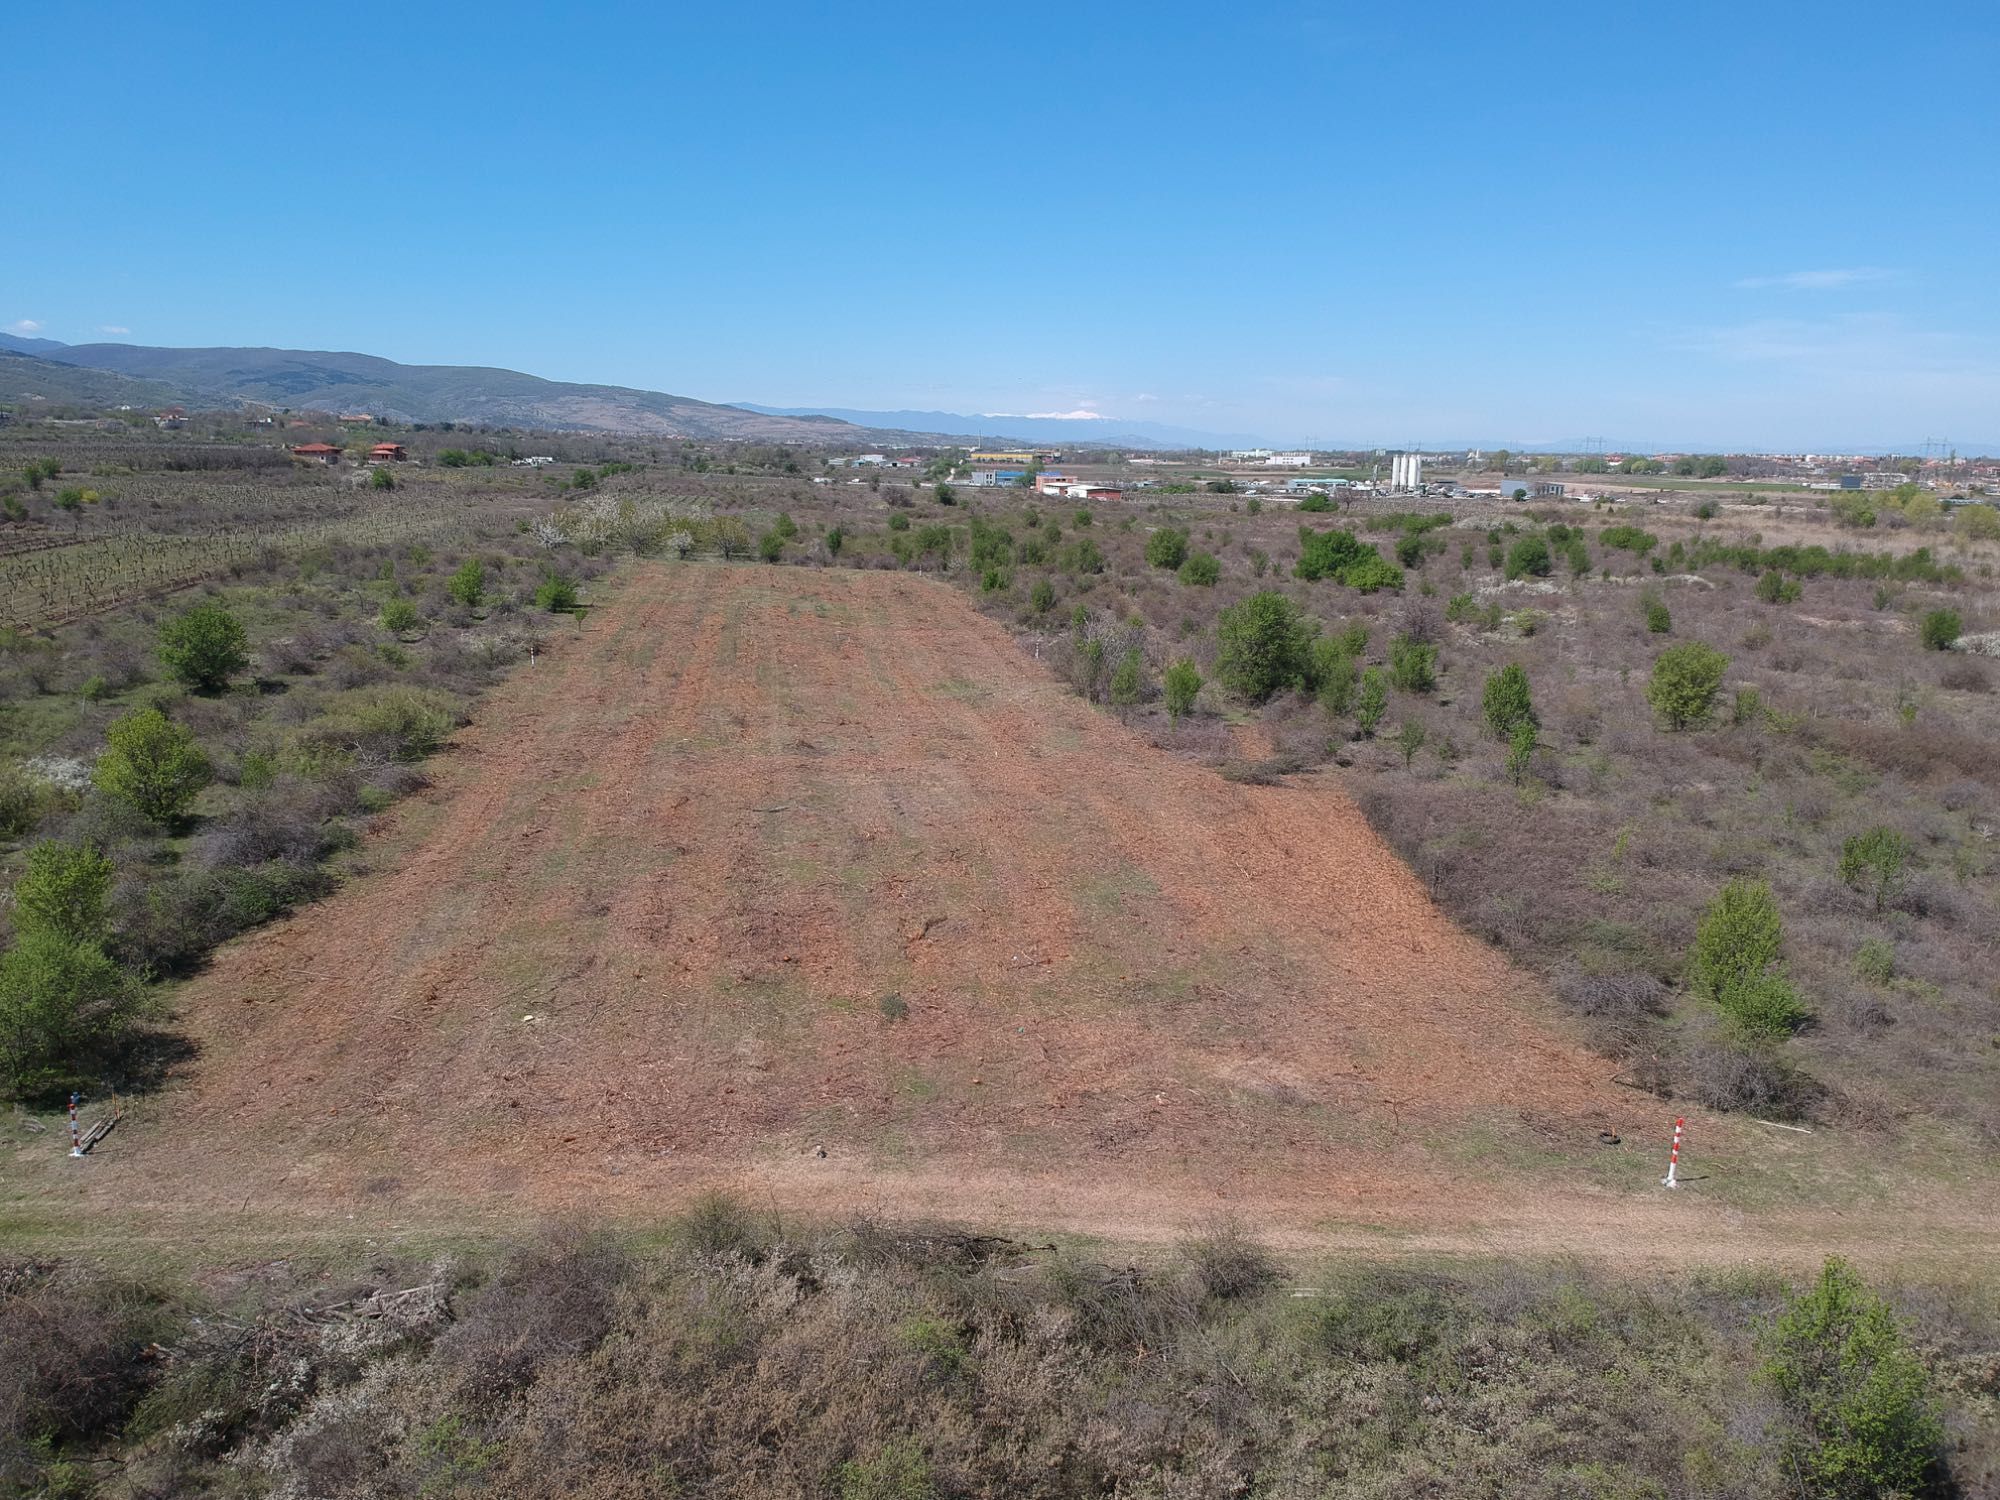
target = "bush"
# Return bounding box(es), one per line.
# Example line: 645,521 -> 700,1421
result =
1642,594 -> 1672,633
534,574 -> 580,612
1755,569 -> 1802,604
757,528 -> 785,563
448,559 -> 485,608
1060,538 -> 1105,575
95,708 -> 212,824
1647,642 -> 1728,729
1109,649 -> 1143,710
1599,524 -> 1657,554
1178,550 -> 1220,586
316,687 -> 462,763
158,604 -> 249,693
380,598 -> 423,634
1387,635 -> 1436,693
1144,528 -> 1189,569
1689,878 -> 1806,1037
1164,658 -> 1201,723
1355,667 -> 1387,736
1918,608 -> 1960,651
1480,663 -> 1536,740
1504,535 -> 1552,579
1762,1258 -> 1942,1498
1839,827 -> 1913,911
12,841 -> 114,943
1296,528 -> 1403,592
0,931 -> 147,1096
1028,578 -> 1055,614
1215,591 -> 1316,703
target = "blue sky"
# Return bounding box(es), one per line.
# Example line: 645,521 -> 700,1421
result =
6,0 -> 1996,449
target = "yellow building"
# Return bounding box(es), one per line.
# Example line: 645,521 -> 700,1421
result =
968,451 -> 1041,466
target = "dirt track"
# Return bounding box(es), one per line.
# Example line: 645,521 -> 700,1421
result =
28,563 -> 1999,1262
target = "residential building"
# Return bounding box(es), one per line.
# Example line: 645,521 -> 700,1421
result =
368,442 -> 407,463
291,443 -> 342,464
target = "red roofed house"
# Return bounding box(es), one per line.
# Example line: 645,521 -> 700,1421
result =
291,443 -> 342,465
368,442 -> 407,463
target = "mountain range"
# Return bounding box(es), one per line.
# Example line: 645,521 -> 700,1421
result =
0,334 -> 976,446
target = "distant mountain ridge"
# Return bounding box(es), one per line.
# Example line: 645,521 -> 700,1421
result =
0,334 -> 968,444
729,403 -> 1265,451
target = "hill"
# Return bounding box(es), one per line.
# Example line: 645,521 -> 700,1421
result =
730,403 -> 1263,451
0,333 -> 978,443
0,349 -> 188,410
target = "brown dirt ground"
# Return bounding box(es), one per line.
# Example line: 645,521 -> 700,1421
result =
18,563 -> 1999,1265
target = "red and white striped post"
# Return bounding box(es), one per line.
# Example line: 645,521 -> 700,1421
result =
68,1092 -> 83,1158
1661,1116 -> 1685,1188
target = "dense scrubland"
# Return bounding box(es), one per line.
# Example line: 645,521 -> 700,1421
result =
3,425 -> 1999,1496
4,1205 -> 1996,1498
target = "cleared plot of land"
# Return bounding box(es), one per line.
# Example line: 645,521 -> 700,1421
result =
28,563 -> 1996,1257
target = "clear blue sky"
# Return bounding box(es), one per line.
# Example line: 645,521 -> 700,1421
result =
7,0 -> 1996,450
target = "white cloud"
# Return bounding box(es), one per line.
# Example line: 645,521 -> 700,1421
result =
1732,267 -> 1895,291
99,324 -> 130,335
6,318 -> 43,335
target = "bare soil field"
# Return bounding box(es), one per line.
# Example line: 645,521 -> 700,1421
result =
14,561 -> 1996,1263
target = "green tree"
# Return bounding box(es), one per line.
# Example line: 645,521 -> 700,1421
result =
1647,642 -> 1728,729
95,707 -> 212,824
1355,667 -> 1388,736
1689,877 -> 1806,1037
0,932 -> 148,1097
1839,827 -> 1913,912
370,464 -> 395,490
1918,609 -> 1960,651
711,517 -> 752,558
1215,591 -> 1317,703
12,841 -> 114,944
448,559 -> 486,608
1164,658 -> 1202,724
158,603 -> 249,693
1642,594 -> 1672,634
757,528 -> 785,562
1029,578 -> 1055,614
1144,528 -> 1189,569
1762,1258 -> 1942,1500
1178,551 -> 1220,586
934,482 -> 956,506
1480,663 -> 1537,740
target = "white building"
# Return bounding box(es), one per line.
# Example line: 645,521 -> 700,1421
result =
1229,448 -> 1273,462
1263,452 -> 1313,469
1389,452 -> 1424,491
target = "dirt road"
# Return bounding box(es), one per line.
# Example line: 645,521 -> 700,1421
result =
20,563 -> 1995,1264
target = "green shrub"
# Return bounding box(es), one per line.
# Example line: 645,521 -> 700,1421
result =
1689,877 -> 1806,1037
158,604 -> 249,693
757,529 -> 785,563
1505,719 -> 1537,784
1029,578 -> 1055,614
1354,667 -> 1388,736
1296,528 -> 1403,592
1599,524 -> 1657,554
320,686 -> 462,763
1854,938 -> 1895,985
0,931 -> 148,1097
380,598 -> 423,634
887,511 -> 910,532
1387,635 -> 1436,693
1762,1258 -> 1942,1499
1144,528 -> 1189,569
1215,591 -> 1316,703
1642,594 -> 1672,633
95,708 -> 212,824
1060,538 -> 1104,575
1839,827 -> 1913,912
1917,608 -> 1960,650
12,841 -> 114,943
1647,642 -> 1728,729
1109,649 -> 1143,710
534,574 -> 580,612
1755,569 -> 1802,604
1480,664 -> 1536,740
1164,658 -> 1202,723
1315,645 -> 1356,716
1297,493 -> 1332,512
448,559 -> 486,608
1178,551 -> 1220,586
1504,535 -> 1551,579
